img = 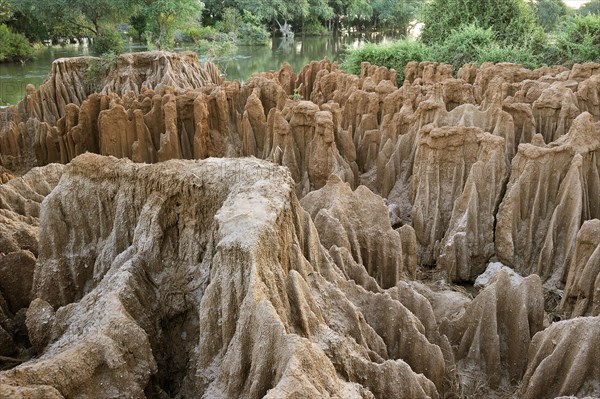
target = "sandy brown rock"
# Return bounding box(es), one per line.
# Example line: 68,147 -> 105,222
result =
404,61 -> 452,85
0,52 -> 220,171
520,316 -> 600,399
0,163 -> 63,368
412,125 -> 507,278
0,166 -> 14,184
532,80 -> 581,143
441,269 -> 545,390
0,56 -> 599,398
1,154 -> 444,398
495,112 -> 600,285
301,175 -> 415,288
269,101 -> 355,196
560,219 -> 600,318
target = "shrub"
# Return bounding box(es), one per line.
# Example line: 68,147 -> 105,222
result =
547,14 -> 600,64
301,21 -> 329,36
84,52 -> 118,92
187,25 -> 237,58
341,23 -> 547,82
474,43 -> 541,68
183,26 -> 220,43
215,7 -> 242,35
431,24 -> 543,70
238,22 -> 270,45
0,23 -> 33,62
341,40 -> 432,80
579,1 -> 600,16
421,0 -> 540,46
237,11 -> 270,46
205,39 -> 237,58
91,28 -> 125,56
533,0 -> 572,32
430,24 -> 496,69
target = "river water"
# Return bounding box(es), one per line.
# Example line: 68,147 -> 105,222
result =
0,34 -> 395,106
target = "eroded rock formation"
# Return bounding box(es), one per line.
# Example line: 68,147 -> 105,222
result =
0,52 -> 599,398
560,219 -> 600,318
496,112 -> 600,286
0,52 -> 221,173
1,154 -> 445,398
0,163 -> 63,366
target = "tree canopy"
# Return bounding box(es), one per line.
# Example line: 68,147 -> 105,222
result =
16,0 -> 135,36
421,0 -> 541,45
136,0 -> 203,48
0,0 -> 11,22
579,0 -> 600,16
533,0 -> 572,31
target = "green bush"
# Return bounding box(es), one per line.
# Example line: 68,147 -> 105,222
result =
341,40 -> 432,80
533,0 -> 572,32
301,21 -> 329,36
187,25 -> 237,58
237,11 -> 270,46
183,26 -> 220,43
238,22 -> 270,46
474,43 -> 540,68
430,24 -> 542,70
421,0 -> 540,46
215,7 -> 242,35
551,14 -> 600,63
579,1 -> 600,16
91,28 -> 125,56
0,23 -> 33,62
205,39 -> 237,58
430,24 -> 496,69
84,52 -> 118,92
341,23 -> 547,81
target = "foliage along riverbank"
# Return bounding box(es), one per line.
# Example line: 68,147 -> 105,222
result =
342,0 -> 600,82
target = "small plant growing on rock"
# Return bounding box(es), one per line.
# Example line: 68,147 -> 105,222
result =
289,88 -> 302,100
84,52 -> 118,93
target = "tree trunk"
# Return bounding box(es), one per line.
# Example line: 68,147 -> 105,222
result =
276,19 -> 294,38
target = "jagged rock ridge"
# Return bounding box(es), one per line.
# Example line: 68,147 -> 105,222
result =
0,53 -> 599,398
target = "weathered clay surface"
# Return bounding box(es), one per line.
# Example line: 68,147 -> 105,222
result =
520,316 -> 600,399
301,175 -> 416,288
560,219 -> 600,318
0,163 -> 63,365
0,54 -> 599,398
1,154 -> 444,398
441,269 -> 544,391
0,52 -> 221,173
495,112 -> 600,286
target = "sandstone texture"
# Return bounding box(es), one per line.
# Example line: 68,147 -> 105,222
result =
0,52 -> 599,398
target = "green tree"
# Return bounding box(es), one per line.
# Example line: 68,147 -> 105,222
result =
13,0 -> 135,38
202,0 -> 239,22
579,1 -> 600,16
0,23 -> 34,62
237,0 -> 308,27
532,0 -> 571,32
0,0 -> 11,22
328,0 -> 372,31
551,14 -> 600,62
137,0 -> 203,49
372,0 -> 416,32
216,7 -> 243,34
421,0 -> 542,45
